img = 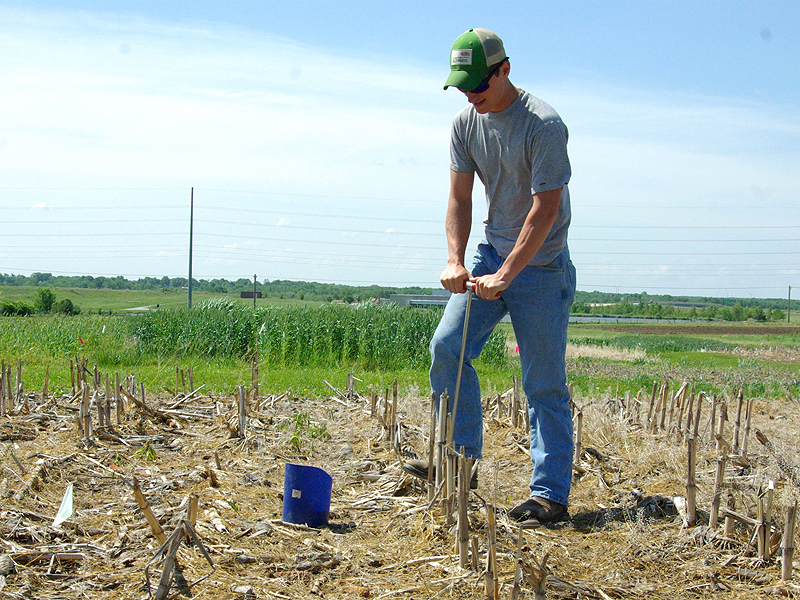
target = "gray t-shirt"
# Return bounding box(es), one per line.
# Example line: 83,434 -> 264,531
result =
450,90 -> 571,265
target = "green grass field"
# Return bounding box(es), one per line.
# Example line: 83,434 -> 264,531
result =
565,322 -> 800,400
0,285 -> 323,313
2,289 -> 799,402
0,299 -> 511,399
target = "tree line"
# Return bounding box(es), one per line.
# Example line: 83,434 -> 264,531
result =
1,288 -> 80,316
0,272 -> 431,303
0,272 -> 795,319
570,300 -> 786,322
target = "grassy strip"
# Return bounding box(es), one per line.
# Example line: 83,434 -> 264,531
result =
0,284 -> 325,313
0,300 -> 510,397
0,355 -> 520,401
4,345 -> 798,402
4,306 -> 799,401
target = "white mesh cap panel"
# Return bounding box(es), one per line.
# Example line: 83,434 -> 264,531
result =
472,28 -> 506,66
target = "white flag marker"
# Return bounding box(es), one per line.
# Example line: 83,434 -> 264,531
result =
53,483 -> 74,527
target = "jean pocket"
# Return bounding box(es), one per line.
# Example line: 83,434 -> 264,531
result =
564,261 -> 576,302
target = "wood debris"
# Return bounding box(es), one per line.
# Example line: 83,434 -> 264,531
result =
0,365 -> 797,598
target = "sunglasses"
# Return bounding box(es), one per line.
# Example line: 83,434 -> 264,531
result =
463,58 -> 508,94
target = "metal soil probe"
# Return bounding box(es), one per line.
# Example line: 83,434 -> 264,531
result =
447,281 -> 474,446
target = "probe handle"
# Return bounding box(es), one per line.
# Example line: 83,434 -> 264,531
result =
465,280 -> 501,298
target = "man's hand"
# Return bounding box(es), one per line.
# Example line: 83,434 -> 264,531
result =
471,272 -> 508,300
440,263 -> 471,294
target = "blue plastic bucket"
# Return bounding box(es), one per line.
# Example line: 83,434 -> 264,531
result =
282,463 -> 332,527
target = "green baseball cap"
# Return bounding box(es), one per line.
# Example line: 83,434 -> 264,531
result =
444,28 -> 507,91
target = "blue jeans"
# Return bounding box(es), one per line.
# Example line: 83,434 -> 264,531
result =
429,242 -> 576,505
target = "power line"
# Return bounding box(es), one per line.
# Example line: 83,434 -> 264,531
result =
1,236 -> 796,271
573,224 -> 800,230
2,243 -> 796,276
1,189 -> 796,296
0,232 -> 187,238
571,237 -> 800,243
1,233 -> 796,255
4,206 -> 186,211
195,187 -> 438,205
0,187 -> 186,192
5,207 -> 799,234
3,219 -> 186,225
4,238 -> 794,274
201,205 -> 444,225
3,185 -> 799,211
194,219 -> 440,237
3,221 -> 798,244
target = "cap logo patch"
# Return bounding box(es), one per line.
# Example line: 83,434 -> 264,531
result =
451,49 -> 473,66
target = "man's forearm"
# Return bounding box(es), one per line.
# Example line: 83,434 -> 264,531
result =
445,194 -> 472,267
445,169 -> 475,267
495,189 -> 561,282
440,170 -> 476,293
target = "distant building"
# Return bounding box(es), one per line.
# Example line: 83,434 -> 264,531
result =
383,290 -> 515,322
382,290 -> 450,308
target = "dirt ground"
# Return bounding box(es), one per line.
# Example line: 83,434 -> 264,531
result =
2,376 -> 800,600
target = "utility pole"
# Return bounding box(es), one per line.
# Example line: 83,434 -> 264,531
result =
188,187 -> 194,308
253,274 -> 257,309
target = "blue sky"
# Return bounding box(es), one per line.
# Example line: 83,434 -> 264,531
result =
1,1 -> 798,298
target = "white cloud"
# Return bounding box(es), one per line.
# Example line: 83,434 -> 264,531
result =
1,6 -> 798,295
0,6 -> 453,199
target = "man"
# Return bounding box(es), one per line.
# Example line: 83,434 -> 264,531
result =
404,28 -> 576,524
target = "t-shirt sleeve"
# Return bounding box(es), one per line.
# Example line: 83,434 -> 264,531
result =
450,115 -> 476,173
530,121 -> 571,193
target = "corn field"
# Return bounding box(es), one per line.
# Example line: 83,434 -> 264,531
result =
0,313 -> 133,363
131,299 -> 509,370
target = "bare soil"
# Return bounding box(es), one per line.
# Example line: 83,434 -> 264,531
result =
2,379 -> 800,599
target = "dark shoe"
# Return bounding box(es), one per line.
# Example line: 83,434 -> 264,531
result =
508,497 -> 569,524
402,459 -> 478,489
